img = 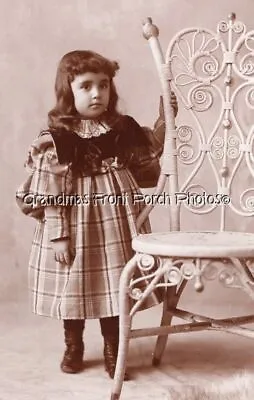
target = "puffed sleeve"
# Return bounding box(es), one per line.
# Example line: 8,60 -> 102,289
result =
16,132 -> 72,240
128,116 -> 166,188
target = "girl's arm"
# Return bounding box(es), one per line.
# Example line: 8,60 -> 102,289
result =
150,91 -> 178,156
16,133 -> 72,241
128,92 -> 178,188
44,205 -> 70,241
44,205 -> 71,264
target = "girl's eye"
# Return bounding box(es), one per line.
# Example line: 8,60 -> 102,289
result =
81,82 -> 91,90
100,82 -> 109,89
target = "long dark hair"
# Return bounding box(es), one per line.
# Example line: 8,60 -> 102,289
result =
48,50 -> 121,131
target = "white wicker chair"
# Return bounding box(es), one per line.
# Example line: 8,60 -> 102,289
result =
111,13 -> 254,399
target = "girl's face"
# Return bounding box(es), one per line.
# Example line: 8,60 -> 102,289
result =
70,72 -> 110,119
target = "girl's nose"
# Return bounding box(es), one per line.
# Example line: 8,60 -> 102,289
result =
91,86 -> 100,98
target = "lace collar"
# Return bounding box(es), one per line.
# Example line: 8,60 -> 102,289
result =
74,119 -> 111,139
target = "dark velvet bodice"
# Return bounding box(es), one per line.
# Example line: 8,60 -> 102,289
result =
49,115 -> 150,175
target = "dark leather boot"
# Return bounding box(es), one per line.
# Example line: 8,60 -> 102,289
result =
100,316 -> 130,380
60,319 -> 85,374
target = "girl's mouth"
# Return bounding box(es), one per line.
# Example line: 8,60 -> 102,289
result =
90,103 -> 102,108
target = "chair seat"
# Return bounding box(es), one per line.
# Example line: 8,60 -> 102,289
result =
132,231 -> 254,258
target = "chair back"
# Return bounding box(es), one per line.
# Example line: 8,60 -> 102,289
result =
141,13 -> 254,233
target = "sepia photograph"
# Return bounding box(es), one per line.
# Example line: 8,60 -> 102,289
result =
2,0 -> 254,399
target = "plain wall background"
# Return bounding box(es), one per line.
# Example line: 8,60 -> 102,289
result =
2,0 -> 254,300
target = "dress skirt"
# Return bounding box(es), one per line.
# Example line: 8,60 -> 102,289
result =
29,167 -> 162,319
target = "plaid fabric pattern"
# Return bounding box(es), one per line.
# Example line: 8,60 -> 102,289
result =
16,133 -> 72,223
17,120 -> 165,319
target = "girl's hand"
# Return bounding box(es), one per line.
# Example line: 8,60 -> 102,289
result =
51,238 -> 72,265
170,91 -> 178,117
159,91 -> 178,118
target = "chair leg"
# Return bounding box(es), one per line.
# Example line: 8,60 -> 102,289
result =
152,284 -> 185,366
152,309 -> 173,366
110,255 -> 137,400
110,314 -> 132,400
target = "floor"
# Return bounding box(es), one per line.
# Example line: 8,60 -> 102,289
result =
1,282 -> 254,400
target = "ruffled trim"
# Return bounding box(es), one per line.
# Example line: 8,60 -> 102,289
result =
25,133 -> 55,172
74,120 -> 111,139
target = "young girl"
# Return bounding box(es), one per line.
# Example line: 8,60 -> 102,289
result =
16,50 -> 177,378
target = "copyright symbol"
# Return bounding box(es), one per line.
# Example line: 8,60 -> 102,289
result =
221,195 -> 231,205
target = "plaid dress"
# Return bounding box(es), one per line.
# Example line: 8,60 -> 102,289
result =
16,116 -> 165,319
